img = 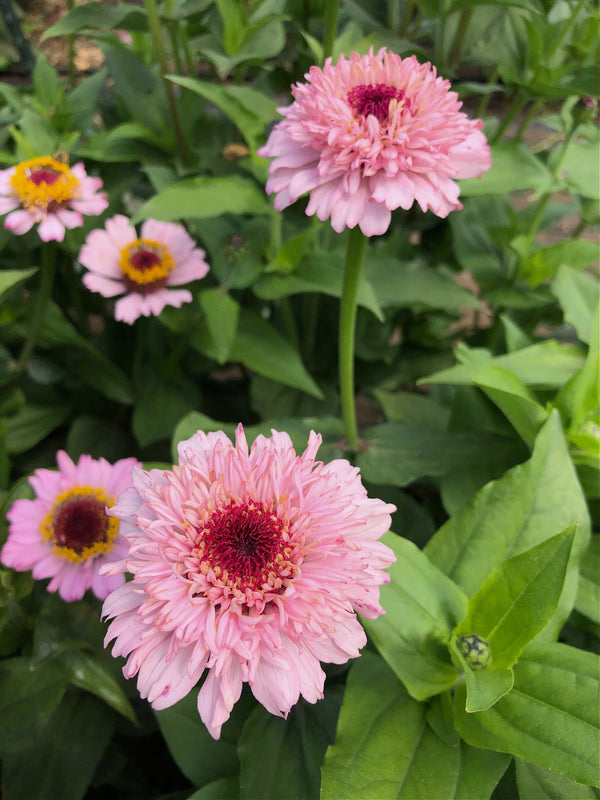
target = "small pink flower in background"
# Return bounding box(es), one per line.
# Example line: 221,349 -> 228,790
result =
258,48 -> 491,236
102,425 -> 395,739
2,451 -> 139,602
79,215 -> 210,324
0,155 -> 108,242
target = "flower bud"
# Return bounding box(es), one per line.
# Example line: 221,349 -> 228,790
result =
457,634 -> 492,669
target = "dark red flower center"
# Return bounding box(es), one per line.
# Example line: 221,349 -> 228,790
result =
130,250 -> 162,270
347,83 -> 409,122
29,169 -> 60,186
53,496 -> 110,555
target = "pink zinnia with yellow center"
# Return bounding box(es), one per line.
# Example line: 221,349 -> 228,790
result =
79,215 -> 210,324
2,451 -> 139,602
101,425 -> 396,739
0,156 -> 108,242
258,48 -> 491,236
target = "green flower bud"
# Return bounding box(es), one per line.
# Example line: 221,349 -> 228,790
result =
457,634 -> 492,669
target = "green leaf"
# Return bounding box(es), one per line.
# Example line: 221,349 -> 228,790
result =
454,527 -> 576,672
0,656 -> 71,755
186,777 -> 240,799
472,365 -> 548,446
238,689 -> 342,800
520,239 -> 600,286
454,642 -> 600,787
156,689 -> 250,788
374,390 -> 451,430
459,143 -> 553,196
1,690 -> 114,800
425,413 -> 590,638
230,310 -> 322,398
42,1 -> 146,38
6,404 -> 70,454
133,176 -> 270,223
133,376 -> 198,448
450,641 -> 514,713
168,77 -> 277,151
68,68 -> 109,133
558,141 -> 600,200
62,648 -> 137,724
575,535 -> 600,624
197,288 -> 240,364
362,532 -> 467,700
321,653 -> 509,800
515,758 -> 597,800
420,341 -> 585,389
32,54 -> 63,113
551,265 -> 600,345
0,268 -> 37,301
356,421 -> 521,487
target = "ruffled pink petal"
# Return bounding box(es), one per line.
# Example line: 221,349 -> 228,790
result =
197,656 -> 243,739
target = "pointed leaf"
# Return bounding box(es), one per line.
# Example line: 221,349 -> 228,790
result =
362,533 -> 467,700
454,642 -> 600,787
0,268 -> 37,301
551,266 -> 600,345
197,289 -> 240,364
459,143 -> 552,196
515,758 -> 597,800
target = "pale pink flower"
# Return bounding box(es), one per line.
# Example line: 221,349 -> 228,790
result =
79,215 -> 210,324
2,451 -> 139,602
102,425 -> 395,739
0,156 -> 108,242
258,48 -> 491,236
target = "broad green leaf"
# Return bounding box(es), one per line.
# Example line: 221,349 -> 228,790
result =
1,690 -> 114,800
42,1 -> 146,38
32,54 -> 63,113
68,68 -> 109,133
374,390 -> 451,430
472,365 -> 548,446
254,252 -> 383,320
520,239 -> 600,285
186,777 -> 240,799
66,414 -> 134,463
558,141 -> 600,200
362,533 -> 467,700
230,310 -> 322,398
425,413 -> 590,638
551,265 -> 600,345
238,689 -> 342,800
454,642 -> 600,787
133,176 -> 270,223
197,288 -> 240,364
6,404 -> 70,454
575,535 -> 600,624
515,758 -> 597,799
356,421 -> 521,487
364,257 -> 480,311
0,656 -> 71,755
62,648 -> 137,724
454,528 -> 576,671
321,653 -> 509,800
156,690 -> 251,788
0,268 -> 37,301
420,341 -> 585,389
459,143 -> 552,196
168,77 -> 277,151
132,377 -> 198,448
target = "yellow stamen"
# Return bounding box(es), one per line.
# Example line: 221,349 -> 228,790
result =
10,156 -> 79,211
119,238 -> 175,285
41,485 -> 119,564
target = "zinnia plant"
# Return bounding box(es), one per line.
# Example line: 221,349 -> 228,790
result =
2,451 -> 139,602
258,48 -> 491,236
102,424 -> 396,739
0,155 -> 108,242
79,214 -> 210,323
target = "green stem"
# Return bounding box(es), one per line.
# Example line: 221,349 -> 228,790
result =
322,0 -> 340,63
399,0 -> 415,37
476,66 -> 498,118
339,227 -> 367,453
144,0 -> 188,159
301,294 -> 320,369
547,0 -> 585,66
448,7 -> 473,71
528,122 -> 578,239
490,92 -> 527,144
280,298 -> 299,351
67,0 -> 76,88
512,98 -> 543,143
17,243 -> 56,373
179,23 -> 195,76
388,0 -> 400,35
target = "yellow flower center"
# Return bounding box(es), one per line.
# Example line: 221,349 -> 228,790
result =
41,485 -> 120,564
10,156 -> 79,212
119,238 -> 175,290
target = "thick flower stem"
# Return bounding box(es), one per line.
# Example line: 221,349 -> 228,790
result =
322,0 -> 340,63
17,242 -> 56,373
339,227 -> 367,453
144,0 -> 188,159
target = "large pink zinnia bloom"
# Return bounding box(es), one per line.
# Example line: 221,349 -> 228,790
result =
258,48 -> 491,236
2,451 -> 139,602
79,215 -> 210,324
102,425 -> 396,739
0,156 -> 108,242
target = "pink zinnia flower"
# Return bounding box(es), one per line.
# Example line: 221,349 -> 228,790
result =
102,425 -> 395,739
0,155 -> 108,242
79,215 -> 210,324
2,451 -> 139,602
258,48 -> 491,236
